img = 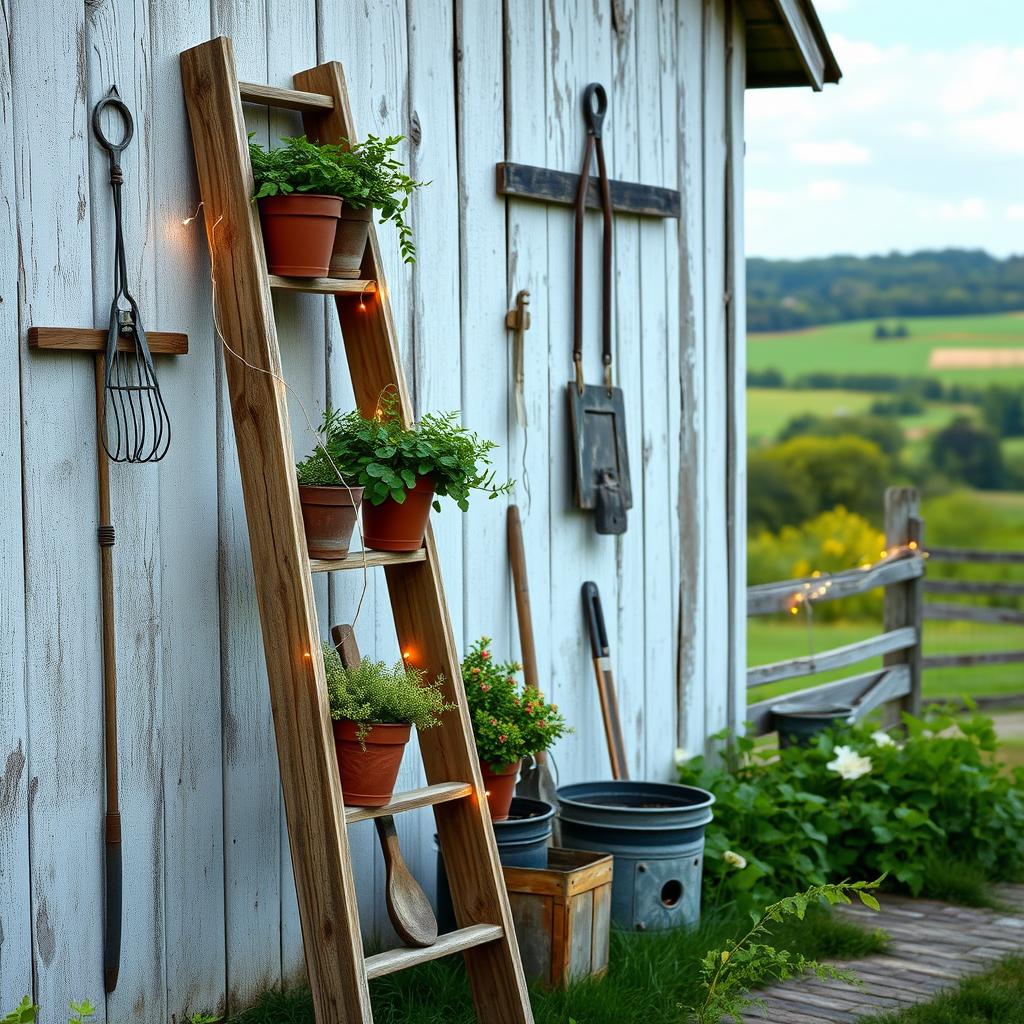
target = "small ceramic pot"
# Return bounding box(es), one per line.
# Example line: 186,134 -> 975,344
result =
480,759 -> 522,821
258,193 -> 342,277
361,476 -> 435,552
333,720 -> 411,807
331,206 -> 373,278
298,484 -> 364,560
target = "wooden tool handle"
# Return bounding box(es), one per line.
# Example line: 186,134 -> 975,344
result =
581,582 -> 629,780
507,506 -> 540,690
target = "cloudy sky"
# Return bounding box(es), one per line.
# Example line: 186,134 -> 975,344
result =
745,0 -> 1024,259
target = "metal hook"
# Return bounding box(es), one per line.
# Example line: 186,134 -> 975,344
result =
582,82 -> 608,138
92,85 -> 135,171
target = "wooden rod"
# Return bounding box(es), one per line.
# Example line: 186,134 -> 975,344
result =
30,327 -> 188,355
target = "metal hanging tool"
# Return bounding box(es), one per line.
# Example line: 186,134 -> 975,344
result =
92,85 -> 171,464
567,83 -> 632,535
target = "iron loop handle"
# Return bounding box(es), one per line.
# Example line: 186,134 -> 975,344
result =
582,82 -> 608,138
581,581 -> 609,658
92,86 -> 134,177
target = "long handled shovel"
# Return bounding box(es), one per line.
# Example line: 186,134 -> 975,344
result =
581,581 -> 629,780
331,624 -> 437,947
508,506 -> 558,806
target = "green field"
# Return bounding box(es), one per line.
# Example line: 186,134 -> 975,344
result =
748,311 -> 1024,386
748,619 -> 1024,705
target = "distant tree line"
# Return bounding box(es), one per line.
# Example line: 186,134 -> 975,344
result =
748,248 -> 1024,332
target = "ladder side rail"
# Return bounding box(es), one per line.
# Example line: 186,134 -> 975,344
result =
180,37 -> 372,1024
295,60 -> 533,1024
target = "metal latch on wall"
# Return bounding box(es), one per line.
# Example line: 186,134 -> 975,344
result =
506,289 -> 531,427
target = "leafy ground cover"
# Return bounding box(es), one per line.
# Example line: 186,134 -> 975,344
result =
860,955 -> 1024,1023
224,904 -> 888,1024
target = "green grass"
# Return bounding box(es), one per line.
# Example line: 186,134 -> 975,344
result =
748,388 -> 876,440
225,907 -> 888,1024
860,955 -> 1024,1023
747,619 -> 1024,704
748,312 -> 1024,387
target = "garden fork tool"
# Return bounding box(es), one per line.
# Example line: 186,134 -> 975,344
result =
567,83 -> 632,535
92,85 -> 171,464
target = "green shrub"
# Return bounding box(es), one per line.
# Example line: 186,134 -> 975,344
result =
323,644 -> 454,742
461,637 -> 570,769
2,999 -> 95,1024
681,709 -> 1024,913
296,391 -> 512,510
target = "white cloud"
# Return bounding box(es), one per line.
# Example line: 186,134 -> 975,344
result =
937,197 -> 988,221
746,188 -> 786,211
808,180 -> 846,201
791,139 -> 871,165
1007,204 -> 1024,221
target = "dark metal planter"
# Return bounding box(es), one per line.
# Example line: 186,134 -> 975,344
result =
557,781 -> 714,932
771,700 -> 854,748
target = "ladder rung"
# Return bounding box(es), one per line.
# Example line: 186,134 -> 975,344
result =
365,924 -> 505,980
269,275 -> 377,295
310,548 -> 427,573
345,782 -> 473,824
238,81 -> 334,112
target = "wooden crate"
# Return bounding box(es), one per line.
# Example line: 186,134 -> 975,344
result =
502,847 -> 614,988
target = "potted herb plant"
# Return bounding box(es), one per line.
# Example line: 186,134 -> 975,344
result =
249,134 -> 360,277
324,643 -> 453,807
462,637 -> 570,821
295,447 -> 363,560
308,392 -> 512,552
329,134 -> 426,275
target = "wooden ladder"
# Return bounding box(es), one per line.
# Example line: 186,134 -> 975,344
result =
180,36 -> 533,1024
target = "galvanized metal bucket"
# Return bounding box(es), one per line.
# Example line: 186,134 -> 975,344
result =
492,797 -> 556,869
557,781 -> 714,932
771,699 -> 854,748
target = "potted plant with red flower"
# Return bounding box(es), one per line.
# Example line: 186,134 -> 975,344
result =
324,643 -> 454,807
462,637 -> 570,821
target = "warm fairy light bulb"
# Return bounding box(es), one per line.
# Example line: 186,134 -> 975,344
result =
303,651 -> 311,660
909,541 -> 918,550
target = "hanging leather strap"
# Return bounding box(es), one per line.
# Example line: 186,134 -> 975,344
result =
572,82 -> 614,395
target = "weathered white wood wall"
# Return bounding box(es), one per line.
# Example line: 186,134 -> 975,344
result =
0,0 -> 745,1019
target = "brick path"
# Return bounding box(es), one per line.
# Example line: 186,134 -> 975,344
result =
740,884 -> 1024,1022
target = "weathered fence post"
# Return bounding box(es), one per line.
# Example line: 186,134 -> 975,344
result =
883,487 -> 924,717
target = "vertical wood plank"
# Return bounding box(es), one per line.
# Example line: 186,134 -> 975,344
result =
724,0 -> 747,735
265,0 -> 325,984
503,0 -> 553,709
884,487 -> 923,717
456,0 -> 511,656
13,0 -> 107,1015
609,0 -> 647,780
676,0 -> 708,758
0,0 -> 31,1005
637,0 -> 680,777
209,2 -> 283,1008
87,2 -> 168,1017
151,0 -> 228,1017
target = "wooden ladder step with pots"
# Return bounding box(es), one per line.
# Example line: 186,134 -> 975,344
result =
180,36 -> 533,1024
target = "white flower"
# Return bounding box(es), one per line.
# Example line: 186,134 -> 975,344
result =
723,850 -> 747,870
674,747 -> 690,767
871,730 -> 896,748
827,745 -> 873,781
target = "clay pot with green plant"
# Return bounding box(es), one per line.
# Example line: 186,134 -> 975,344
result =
462,637 -> 570,821
325,644 -> 454,807
294,450 -> 364,560
327,134 -> 426,275
307,391 -> 513,552
249,134 -> 361,277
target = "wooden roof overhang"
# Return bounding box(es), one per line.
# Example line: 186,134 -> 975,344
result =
742,0 -> 842,91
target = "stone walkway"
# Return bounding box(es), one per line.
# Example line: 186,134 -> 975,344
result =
741,883 -> 1024,1023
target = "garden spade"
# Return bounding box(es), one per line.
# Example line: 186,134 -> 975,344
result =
331,624 -> 438,947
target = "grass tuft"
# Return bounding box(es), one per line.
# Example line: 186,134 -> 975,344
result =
917,857 -> 1004,909
227,905 -> 887,1024
861,955 -> 1024,1023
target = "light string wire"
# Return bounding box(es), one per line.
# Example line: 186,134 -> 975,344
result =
184,202 -> 371,634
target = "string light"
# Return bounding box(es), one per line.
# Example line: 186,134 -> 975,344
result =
358,280 -> 373,312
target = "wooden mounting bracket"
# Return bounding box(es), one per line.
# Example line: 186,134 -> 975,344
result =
28,326 -> 189,356
496,161 -> 680,219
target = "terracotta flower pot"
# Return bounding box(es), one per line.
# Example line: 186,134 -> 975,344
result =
258,193 -> 343,277
331,206 -> 373,278
480,759 -> 522,822
298,484 -> 364,559
333,720 -> 411,807
362,476 -> 436,552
